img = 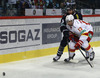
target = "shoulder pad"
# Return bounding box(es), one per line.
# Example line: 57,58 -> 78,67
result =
73,20 -> 81,27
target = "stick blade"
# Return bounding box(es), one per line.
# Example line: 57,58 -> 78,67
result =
64,59 -> 79,63
70,59 -> 79,63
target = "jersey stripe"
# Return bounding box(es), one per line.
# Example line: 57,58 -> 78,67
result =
85,44 -> 91,51
76,14 -> 79,19
69,48 -> 75,52
80,30 -> 86,34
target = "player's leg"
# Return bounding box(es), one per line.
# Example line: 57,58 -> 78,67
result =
64,41 -> 76,62
82,40 -> 95,61
53,36 -> 68,61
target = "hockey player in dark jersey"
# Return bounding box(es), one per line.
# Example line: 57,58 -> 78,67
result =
53,6 -> 83,61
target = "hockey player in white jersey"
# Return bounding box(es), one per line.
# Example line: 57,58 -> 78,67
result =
64,15 -> 95,62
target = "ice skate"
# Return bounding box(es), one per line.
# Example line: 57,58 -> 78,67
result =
64,53 -> 75,62
85,52 -> 89,60
53,55 -> 61,61
90,51 -> 95,61
53,46 -> 64,61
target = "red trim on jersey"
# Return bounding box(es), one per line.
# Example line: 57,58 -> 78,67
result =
89,31 -> 93,36
69,48 -> 75,52
87,31 -> 93,42
85,44 -> 91,51
82,33 -> 88,36
87,37 -> 91,42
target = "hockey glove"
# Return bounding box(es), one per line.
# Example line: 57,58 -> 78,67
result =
69,32 -> 74,40
74,40 -> 83,49
69,32 -> 79,42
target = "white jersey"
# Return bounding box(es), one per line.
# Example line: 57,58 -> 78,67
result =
66,19 -> 93,41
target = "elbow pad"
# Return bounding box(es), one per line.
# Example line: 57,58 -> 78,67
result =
63,30 -> 69,38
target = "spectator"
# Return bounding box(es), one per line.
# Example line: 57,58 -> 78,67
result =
16,0 -> 31,16
47,2 -> 53,8
60,3 -> 65,9
53,0 -> 60,8
60,2 -> 66,15
16,0 -> 25,16
45,0 -> 49,8
24,0 -> 31,9
40,0 -> 43,9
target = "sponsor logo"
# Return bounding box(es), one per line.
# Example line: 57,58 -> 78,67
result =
0,29 -> 40,44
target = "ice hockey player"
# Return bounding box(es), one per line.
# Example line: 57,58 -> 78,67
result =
53,6 -> 83,61
64,15 -> 95,62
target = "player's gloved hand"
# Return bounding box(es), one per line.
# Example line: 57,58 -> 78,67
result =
69,32 -> 74,40
74,40 -> 83,49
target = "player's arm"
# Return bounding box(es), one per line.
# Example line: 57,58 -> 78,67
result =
60,16 -> 67,32
78,20 -> 93,42
60,16 -> 69,38
74,27 -> 93,49
74,28 -> 87,49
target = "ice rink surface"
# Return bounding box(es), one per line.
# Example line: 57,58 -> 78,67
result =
0,47 -> 100,78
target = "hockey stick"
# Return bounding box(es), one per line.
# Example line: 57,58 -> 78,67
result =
67,42 -> 70,58
72,38 -> 93,68
78,48 -> 93,68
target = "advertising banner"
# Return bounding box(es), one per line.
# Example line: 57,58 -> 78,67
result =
95,9 -> 100,14
42,23 -> 61,44
89,21 -> 100,37
93,26 -> 100,37
81,9 -> 93,15
25,9 -> 43,16
46,9 -> 62,15
8,0 -> 16,4
0,24 -> 41,50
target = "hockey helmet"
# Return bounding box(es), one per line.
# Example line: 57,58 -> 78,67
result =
66,14 -> 74,22
67,6 -> 73,11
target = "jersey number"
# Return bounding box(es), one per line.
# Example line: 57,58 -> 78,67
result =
78,27 -> 83,32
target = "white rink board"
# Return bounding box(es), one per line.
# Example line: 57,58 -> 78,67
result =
0,18 -> 61,55
0,16 -> 100,55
